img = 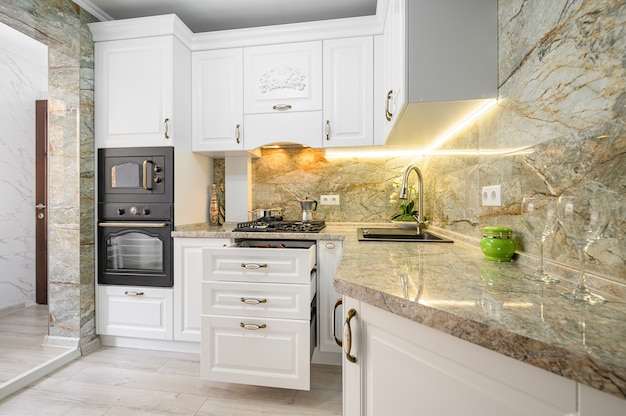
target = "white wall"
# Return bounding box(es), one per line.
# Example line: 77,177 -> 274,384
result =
0,22 -> 48,310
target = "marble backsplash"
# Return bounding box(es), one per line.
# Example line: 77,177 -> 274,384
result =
221,0 -> 626,284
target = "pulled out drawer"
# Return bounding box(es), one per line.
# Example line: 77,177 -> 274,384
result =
202,272 -> 316,319
203,240 -> 316,284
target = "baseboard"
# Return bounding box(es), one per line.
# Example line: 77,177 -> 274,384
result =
99,335 -> 201,354
0,346 -> 80,401
43,335 -> 80,349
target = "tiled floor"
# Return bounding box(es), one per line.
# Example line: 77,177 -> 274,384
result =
0,304 -> 65,384
0,345 -> 343,415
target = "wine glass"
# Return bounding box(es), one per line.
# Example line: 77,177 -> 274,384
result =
521,197 -> 559,283
556,196 -> 610,304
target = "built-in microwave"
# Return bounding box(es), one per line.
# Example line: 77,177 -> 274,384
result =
98,147 -> 173,203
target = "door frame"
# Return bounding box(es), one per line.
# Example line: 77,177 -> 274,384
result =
35,99 -> 48,305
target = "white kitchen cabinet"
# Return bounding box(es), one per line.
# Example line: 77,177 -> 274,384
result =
322,37 -> 374,148
97,286 -> 173,340
201,241 -> 316,390
317,240 -> 343,354
579,384 -> 626,415
243,41 -> 323,148
343,297 -> 578,416
378,0 -> 498,147
192,48 -> 244,153
94,35 -> 189,148
380,0 -> 406,140
173,238 -> 230,342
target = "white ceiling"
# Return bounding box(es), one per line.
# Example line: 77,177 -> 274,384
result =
74,0 -> 378,33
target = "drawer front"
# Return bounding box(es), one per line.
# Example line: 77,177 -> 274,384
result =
203,279 -> 314,319
201,315 -> 311,390
204,244 -> 316,284
97,285 -> 173,340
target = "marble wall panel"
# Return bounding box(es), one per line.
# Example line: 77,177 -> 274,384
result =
239,0 -> 626,284
0,0 -> 97,344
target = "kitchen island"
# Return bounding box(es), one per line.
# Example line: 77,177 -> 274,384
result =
173,222 -> 626,405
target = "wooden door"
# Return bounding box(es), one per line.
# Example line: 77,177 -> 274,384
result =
35,100 -> 48,305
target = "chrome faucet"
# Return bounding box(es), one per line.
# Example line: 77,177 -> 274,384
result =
399,164 -> 426,235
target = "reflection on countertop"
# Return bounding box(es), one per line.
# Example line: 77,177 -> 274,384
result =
173,222 -> 626,399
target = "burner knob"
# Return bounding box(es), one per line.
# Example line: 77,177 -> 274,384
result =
154,176 -> 162,184
129,206 -> 139,216
142,208 -> 151,216
153,165 -> 162,173
117,208 -> 125,216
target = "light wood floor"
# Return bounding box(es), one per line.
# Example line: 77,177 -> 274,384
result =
0,304 -> 66,384
0,343 -> 343,415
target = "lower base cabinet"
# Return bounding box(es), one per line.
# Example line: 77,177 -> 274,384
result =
342,297 -> 579,416
97,286 -> 173,340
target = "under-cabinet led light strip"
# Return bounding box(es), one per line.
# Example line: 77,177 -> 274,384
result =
325,98 -> 499,159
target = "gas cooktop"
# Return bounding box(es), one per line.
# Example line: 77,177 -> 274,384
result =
233,220 -> 326,233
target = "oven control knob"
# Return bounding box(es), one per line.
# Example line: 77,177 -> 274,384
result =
142,208 -> 150,216
154,176 -> 162,184
153,165 -> 162,173
129,206 -> 139,216
117,208 -> 125,216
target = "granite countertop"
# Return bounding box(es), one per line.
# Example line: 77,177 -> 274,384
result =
173,222 -> 626,399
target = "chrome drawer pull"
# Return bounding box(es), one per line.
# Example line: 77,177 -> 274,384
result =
241,297 -> 267,305
124,291 -> 144,296
240,322 -> 267,330
241,263 -> 268,269
272,104 -> 292,111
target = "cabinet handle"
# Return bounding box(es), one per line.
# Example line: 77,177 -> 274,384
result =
385,90 -> 393,121
332,298 -> 343,346
240,297 -> 267,305
325,242 -> 335,249
235,124 -> 240,143
325,120 -> 330,140
241,263 -> 268,269
272,104 -> 292,111
240,322 -> 267,330
124,291 -> 144,296
163,118 -> 170,139
343,308 -> 357,363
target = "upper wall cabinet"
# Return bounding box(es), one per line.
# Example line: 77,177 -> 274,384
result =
94,35 -> 190,148
378,0 -> 498,148
323,37 -> 374,148
243,41 -> 323,149
192,48 -> 244,153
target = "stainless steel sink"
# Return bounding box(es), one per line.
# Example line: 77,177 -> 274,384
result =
357,228 -> 453,243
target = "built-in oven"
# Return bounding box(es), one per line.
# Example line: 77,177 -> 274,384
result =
98,147 -> 174,287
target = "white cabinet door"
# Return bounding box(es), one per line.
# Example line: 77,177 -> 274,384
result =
97,286 -> 173,340
201,314 -> 311,390
192,49 -> 244,152
173,238 -> 230,342
381,0 -> 406,139
317,240 -> 343,354
244,41 -> 322,114
344,297 -> 578,416
323,37 -> 374,148
579,384 -> 626,416
94,36 -> 176,148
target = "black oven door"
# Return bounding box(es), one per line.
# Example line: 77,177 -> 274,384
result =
98,221 -> 173,287
98,147 -> 173,203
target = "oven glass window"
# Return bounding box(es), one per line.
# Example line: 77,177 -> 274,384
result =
106,231 -> 163,271
111,162 -> 143,188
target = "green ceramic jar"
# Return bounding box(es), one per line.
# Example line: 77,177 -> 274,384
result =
480,226 -> 515,262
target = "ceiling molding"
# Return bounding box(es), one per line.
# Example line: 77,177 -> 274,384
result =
72,0 -> 113,22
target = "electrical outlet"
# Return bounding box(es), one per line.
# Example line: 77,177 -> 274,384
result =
320,195 -> 340,206
482,185 -> 502,207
